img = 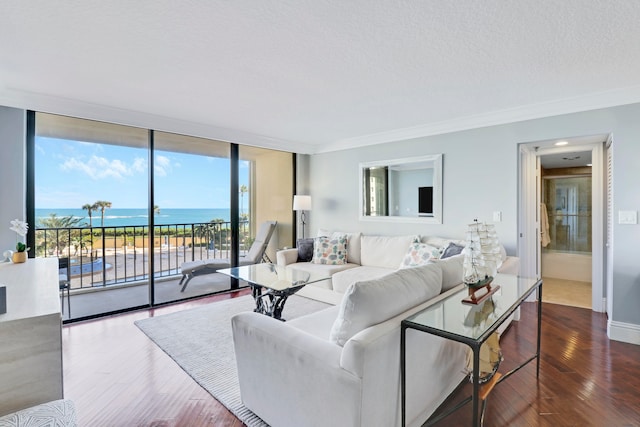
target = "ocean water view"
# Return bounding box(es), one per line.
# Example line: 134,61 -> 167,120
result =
35,208 -> 232,228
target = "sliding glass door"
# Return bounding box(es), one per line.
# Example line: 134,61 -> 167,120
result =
31,112 -> 295,321
153,131 -> 236,303
34,113 -> 150,320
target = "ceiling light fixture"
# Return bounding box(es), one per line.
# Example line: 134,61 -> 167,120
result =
555,141 -> 569,146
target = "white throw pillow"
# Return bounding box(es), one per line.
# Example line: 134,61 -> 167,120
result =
360,235 -> 420,269
428,254 -> 464,291
329,263 -> 443,346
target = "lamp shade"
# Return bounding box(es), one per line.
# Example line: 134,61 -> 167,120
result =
293,195 -> 312,211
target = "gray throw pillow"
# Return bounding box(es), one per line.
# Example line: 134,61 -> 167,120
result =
440,242 -> 465,259
297,238 -> 315,262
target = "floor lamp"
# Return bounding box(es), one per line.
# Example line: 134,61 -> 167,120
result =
293,195 -> 312,239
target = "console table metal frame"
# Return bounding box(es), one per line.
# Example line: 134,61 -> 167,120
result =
401,277 -> 542,427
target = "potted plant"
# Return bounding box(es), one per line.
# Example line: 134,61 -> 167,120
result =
9,219 -> 29,263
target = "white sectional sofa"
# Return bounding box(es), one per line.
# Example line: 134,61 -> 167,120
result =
276,231 -> 519,305
232,232 -> 521,427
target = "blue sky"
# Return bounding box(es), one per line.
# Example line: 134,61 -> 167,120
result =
35,137 -> 249,209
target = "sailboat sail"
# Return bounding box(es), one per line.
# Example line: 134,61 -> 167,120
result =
462,220 -> 501,287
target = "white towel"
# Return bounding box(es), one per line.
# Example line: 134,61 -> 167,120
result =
540,203 -> 550,247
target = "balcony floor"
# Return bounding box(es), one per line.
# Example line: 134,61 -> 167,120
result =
61,273 -> 241,321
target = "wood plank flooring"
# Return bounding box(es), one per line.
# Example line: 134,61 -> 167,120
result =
62,290 -> 248,427
435,302 -> 640,426
62,291 -> 640,426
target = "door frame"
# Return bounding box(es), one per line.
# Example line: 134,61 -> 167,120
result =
518,137 -> 607,313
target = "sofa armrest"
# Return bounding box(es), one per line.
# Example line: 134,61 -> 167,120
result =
276,248 -> 299,266
232,311 -> 362,427
498,256 -> 520,275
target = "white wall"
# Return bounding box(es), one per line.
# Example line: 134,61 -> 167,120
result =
0,107 -> 26,254
307,103 -> 640,330
310,127 -> 519,252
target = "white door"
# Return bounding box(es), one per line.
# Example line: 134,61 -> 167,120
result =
517,145 -> 540,280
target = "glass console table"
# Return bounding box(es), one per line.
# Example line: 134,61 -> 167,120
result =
218,263 -> 330,320
401,274 -> 542,426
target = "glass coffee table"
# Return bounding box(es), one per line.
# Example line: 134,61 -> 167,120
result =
218,263 -> 330,320
401,274 -> 542,427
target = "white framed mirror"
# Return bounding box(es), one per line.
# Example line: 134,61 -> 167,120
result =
359,154 -> 443,224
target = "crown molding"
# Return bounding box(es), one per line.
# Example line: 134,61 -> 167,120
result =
4,85 -> 640,155
315,85 -> 640,154
0,88 -> 313,154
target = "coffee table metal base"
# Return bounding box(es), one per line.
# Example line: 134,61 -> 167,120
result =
251,284 -> 303,320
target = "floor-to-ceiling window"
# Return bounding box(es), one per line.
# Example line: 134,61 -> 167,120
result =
153,131 -> 236,303
31,112 -> 295,322
239,146 -> 294,259
34,113 -> 151,320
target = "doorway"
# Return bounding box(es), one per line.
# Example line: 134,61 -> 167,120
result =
539,158 -> 593,309
518,134 -> 609,313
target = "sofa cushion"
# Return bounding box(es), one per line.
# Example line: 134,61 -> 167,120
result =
360,235 -> 419,269
287,262 -> 359,289
399,242 -> 440,268
422,236 -> 467,250
318,229 -> 362,265
428,253 -> 464,291
312,235 -> 348,265
329,263 -> 443,346
332,266 -> 394,294
287,305 -> 340,339
297,238 -> 315,262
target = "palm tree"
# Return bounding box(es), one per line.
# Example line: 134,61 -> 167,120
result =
82,203 -> 97,227
194,218 -> 225,252
37,214 -> 86,256
153,205 -> 160,215
94,201 -> 112,227
38,213 -> 86,229
239,185 -> 248,215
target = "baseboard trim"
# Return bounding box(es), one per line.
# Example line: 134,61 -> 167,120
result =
608,320 -> 640,345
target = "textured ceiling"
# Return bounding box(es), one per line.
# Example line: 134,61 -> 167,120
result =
2,1 -> 640,153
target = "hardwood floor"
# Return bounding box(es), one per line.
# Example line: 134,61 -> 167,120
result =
435,303 -> 640,426
63,292 -> 640,426
62,290 -> 248,427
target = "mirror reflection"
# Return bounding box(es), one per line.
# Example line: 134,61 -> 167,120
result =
359,154 -> 442,224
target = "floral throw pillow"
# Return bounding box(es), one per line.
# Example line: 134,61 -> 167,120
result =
311,235 -> 348,265
399,242 -> 440,268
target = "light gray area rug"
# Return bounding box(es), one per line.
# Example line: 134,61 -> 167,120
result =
134,294 -> 330,427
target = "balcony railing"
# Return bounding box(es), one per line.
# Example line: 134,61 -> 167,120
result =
36,221 -> 250,290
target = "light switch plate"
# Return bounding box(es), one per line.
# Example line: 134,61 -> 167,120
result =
618,210 -> 638,225
493,211 -> 502,222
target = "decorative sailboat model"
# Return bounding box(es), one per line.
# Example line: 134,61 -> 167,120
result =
461,219 -> 502,305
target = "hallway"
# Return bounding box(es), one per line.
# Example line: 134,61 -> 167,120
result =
542,276 -> 591,309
